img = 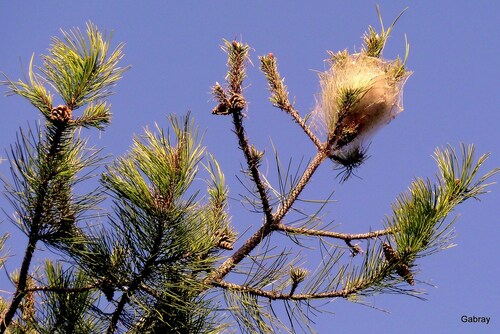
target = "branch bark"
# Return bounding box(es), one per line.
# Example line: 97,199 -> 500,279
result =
214,278 -> 368,301
276,224 -> 394,241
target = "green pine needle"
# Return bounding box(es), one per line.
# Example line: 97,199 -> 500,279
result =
42,22 -> 129,109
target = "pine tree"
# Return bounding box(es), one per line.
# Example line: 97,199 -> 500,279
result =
0,9 -> 498,334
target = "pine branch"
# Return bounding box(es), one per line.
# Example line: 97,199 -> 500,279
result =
1,22 -> 126,332
31,260 -> 104,333
260,53 -> 322,150
362,6 -> 408,57
0,119 -> 74,332
207,41 -> 278,284
215,277 -> 373,301
106,234 -> 162,334
208,41 -> 335,287
213,143 -> 497,330
216,40 -> 274,225
276,223 -> 394,241
231,111 -> 273,223
42,22 -> 128,110
211,40 -> 249,116
95,114 -> 223,333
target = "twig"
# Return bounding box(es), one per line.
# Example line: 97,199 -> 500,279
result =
278,223 -> 394,256
231,111 -> 273,226
0,238 -> 37,333
276,224 -> 394,241
214,279 -> 362,300
260,54 -> 322,149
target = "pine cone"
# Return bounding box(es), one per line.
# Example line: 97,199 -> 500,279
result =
383,242 -> 415,286
50,105 -> 73,123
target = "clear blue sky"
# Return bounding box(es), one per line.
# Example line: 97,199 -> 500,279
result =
1,1 -> 499,333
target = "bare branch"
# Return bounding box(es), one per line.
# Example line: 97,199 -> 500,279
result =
276,223 -> 394,241
231,111 -> 273,223
260,54 -> 322,150
214,279 -> 359,301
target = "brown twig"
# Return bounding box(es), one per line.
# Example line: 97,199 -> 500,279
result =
277,223 -> 395,256
214,278 -> 364,301
231,111 -> 273,225
260,54 -> 323,150
207,41 -> 278,284
276,224 -> 394,241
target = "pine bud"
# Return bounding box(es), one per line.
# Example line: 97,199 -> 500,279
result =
212,82 -> 228,103
396,263 -> 415,286
346,239 -> 364,256
290,266 -> 309,284
289,266 -> 309,296
249,144 -> 264,168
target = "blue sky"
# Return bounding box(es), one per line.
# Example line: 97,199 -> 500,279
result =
1,1 -> 499,333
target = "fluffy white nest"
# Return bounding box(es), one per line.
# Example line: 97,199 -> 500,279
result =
314,53 -> 410,158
